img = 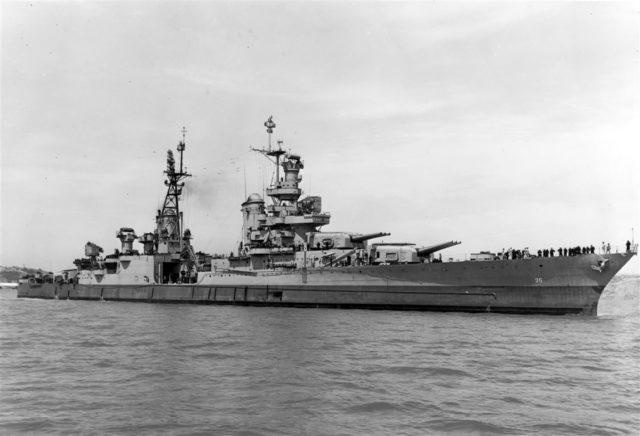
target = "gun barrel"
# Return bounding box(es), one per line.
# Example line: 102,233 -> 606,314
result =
350,232 -> 391,243
321,249 -> 356,267
417,241 -> 461,257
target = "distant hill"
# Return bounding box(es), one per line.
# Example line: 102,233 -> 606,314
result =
0,266 -> 51,283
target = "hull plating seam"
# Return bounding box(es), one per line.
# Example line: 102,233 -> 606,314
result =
19,296 -> 586,315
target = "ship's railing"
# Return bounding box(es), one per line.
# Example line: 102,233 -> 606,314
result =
440,244 -> 638,263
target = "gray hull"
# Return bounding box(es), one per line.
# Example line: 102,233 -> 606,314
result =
18,253 -> 635,315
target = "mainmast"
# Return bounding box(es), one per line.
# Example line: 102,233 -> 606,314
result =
156,127 -> 191,255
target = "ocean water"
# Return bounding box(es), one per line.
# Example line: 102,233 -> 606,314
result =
0,289 -> 638,436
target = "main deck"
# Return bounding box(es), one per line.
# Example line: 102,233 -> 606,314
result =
17,252 -> 635,316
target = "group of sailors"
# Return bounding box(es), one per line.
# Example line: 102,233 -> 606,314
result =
497,240 -> 634,260
537,246 -> 594,258
497,245 -> 593,260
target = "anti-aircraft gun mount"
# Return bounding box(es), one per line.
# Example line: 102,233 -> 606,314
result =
116,228 -> 139,255
73,241 -> 104,270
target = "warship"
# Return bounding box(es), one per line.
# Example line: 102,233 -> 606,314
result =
18,117 -> 636,315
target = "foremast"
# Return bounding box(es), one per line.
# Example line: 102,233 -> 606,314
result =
243,116 -> 330,255
156,127 -> 192,255
251,116 -> 304,208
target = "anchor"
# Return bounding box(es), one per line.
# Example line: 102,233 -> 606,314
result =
591,256 -> 608,273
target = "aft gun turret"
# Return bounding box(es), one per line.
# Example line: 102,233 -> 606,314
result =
350,232 -> 391,243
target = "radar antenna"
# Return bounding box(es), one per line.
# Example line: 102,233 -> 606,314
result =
178,126 -> 187,173
264,116 -> 276,151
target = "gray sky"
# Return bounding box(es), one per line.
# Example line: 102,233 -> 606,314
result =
2,1 -> 639,274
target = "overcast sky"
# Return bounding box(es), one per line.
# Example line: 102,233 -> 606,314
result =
2,1 -> 638,274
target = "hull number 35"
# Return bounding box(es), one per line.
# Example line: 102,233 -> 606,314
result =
534,277 -> 543,284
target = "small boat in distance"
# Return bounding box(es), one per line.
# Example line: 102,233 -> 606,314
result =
0,283 -> 18,289
18,117 -> 637,315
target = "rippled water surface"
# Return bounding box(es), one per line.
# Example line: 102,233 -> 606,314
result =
1,289 -> 638,435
